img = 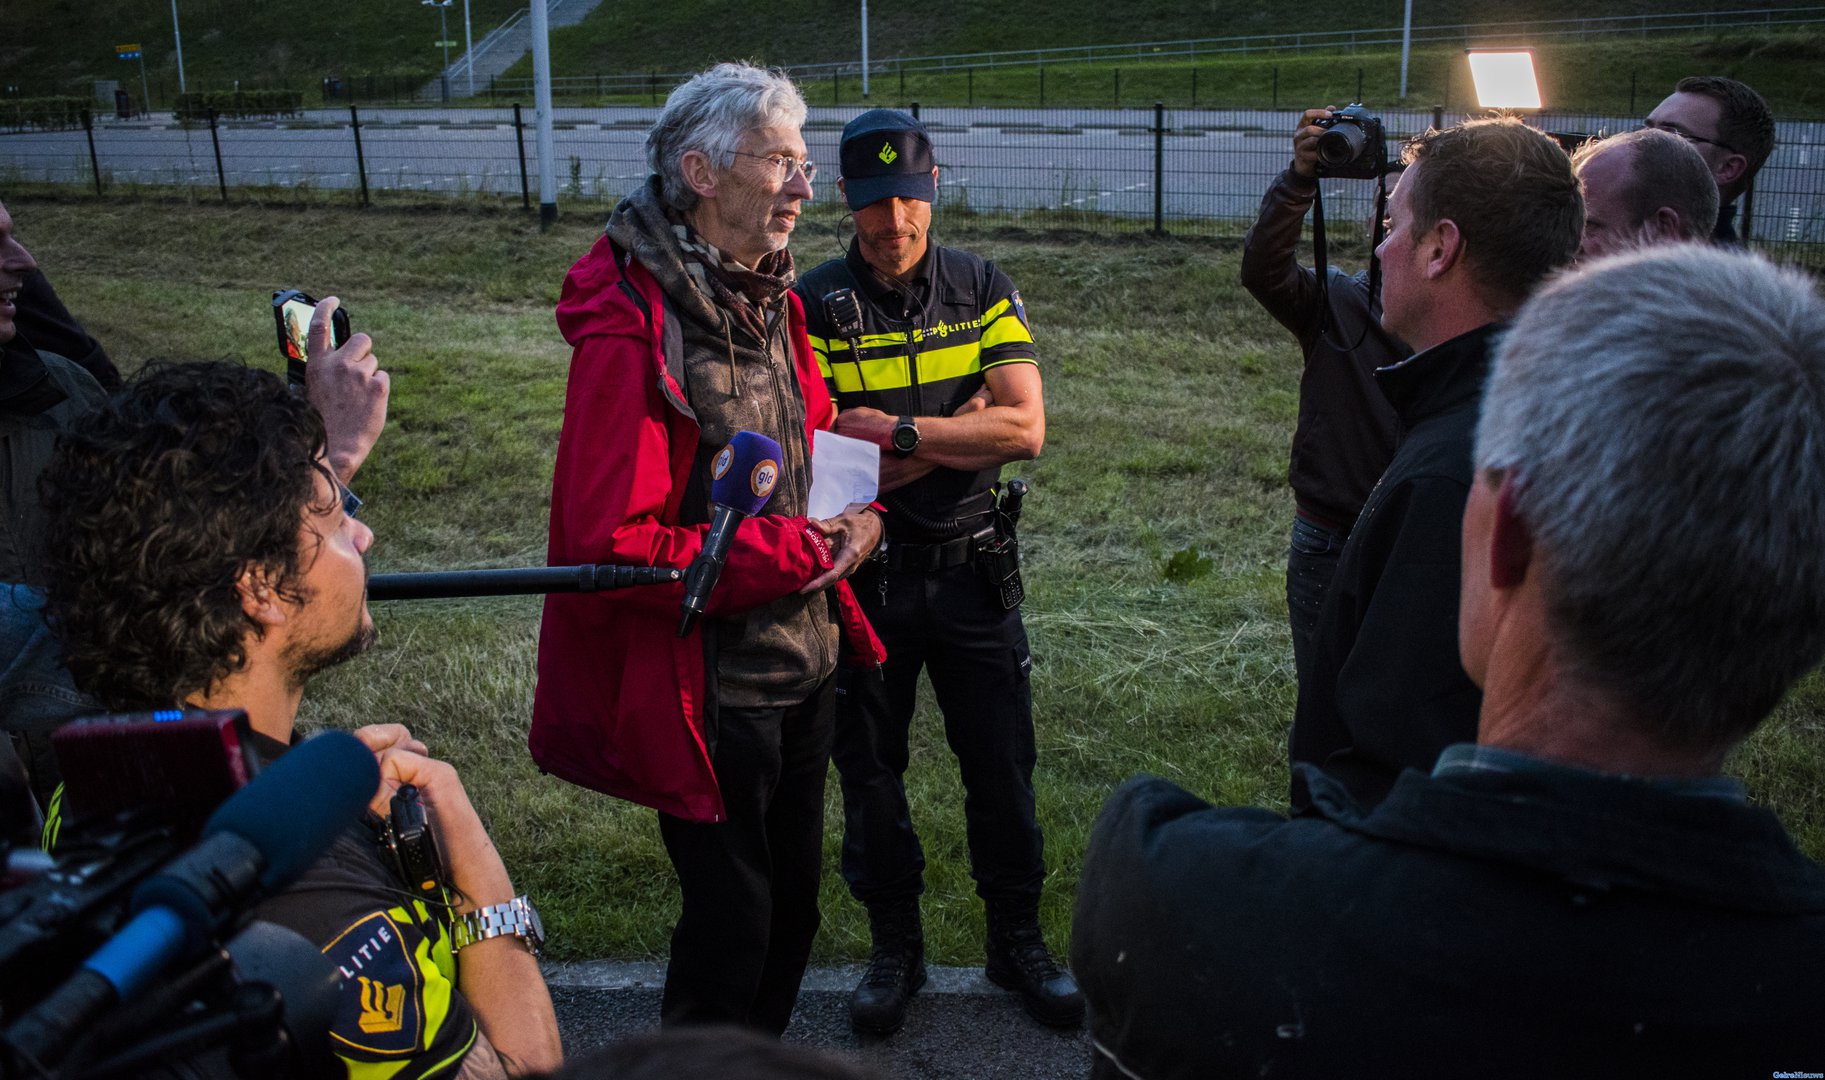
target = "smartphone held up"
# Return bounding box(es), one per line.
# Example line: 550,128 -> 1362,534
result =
271,289 -> 350,389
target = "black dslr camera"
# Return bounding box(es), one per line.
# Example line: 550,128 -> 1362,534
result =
1314,104 -> 1389,179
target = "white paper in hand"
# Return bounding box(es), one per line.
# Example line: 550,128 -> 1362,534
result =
809,429 -> 881,519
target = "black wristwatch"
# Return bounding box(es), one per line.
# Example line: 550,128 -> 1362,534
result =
890,415 -> 921,458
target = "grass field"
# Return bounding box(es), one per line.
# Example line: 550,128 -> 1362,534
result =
10,192 -> 1825,965
506,32 -> 1825,116
9,0 -> 1824,114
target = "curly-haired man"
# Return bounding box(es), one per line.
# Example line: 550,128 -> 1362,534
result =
38,361 -> 561,1080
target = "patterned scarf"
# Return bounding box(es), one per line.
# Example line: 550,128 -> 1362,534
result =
669,217 -> 796,343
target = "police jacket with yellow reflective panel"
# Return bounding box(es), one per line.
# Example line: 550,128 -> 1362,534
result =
798,239 -> 1037,542
247,732 -> 482,1080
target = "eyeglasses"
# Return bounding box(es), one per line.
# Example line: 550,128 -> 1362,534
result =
1641,118 -> 1737,154
730,151 -> 818,183
331,473 -> 363,520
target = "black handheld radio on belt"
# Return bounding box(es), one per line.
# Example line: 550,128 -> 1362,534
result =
979,478 -> 1027,611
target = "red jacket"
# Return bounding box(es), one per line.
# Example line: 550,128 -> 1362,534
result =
530,235 -> 884,823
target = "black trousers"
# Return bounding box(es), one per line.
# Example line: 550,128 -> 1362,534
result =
1286,514 -> 1348,688
657,676 -> 835,1036
832,561 -> 1044,911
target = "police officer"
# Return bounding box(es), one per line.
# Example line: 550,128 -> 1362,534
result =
797,109 -> 1080,1035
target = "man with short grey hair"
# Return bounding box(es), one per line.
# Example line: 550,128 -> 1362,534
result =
1074,244 -> 1825,1077
1572,128 -> 1718,261
531,62 -> 884,1034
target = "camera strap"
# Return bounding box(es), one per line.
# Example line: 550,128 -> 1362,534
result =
1311,175 -> 1391,355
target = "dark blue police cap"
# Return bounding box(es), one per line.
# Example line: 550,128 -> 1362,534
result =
839,109 -> 936,211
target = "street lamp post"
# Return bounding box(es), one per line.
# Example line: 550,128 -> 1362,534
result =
171,0 -> 187,94
423,0 -> 453,103
463,0 -> 474,96
1399,0 -> 1414,99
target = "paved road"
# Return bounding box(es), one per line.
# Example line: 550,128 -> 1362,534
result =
547,961 -> 1093,1078
4,106 -> 1821,241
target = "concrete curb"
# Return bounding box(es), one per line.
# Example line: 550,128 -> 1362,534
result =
544,960 -> 1018,996
543,962 -> 1092,1079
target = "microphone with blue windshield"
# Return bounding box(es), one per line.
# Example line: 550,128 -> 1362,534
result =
678,431 -> 782,637
2,729 -> 377,1068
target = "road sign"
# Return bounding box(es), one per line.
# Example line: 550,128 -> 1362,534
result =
116,44 -> 143,59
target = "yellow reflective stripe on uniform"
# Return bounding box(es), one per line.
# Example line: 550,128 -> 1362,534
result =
40,783 -> 63,853
825,337 -> 988,393
981,356 -> 1040,372
980,297 -> 1035,349
810,336 -> 834,379
339,1023 -> 477,1080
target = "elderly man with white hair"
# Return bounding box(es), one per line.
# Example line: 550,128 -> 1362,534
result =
530,62 -> 884,1035
1073,244 -> 1825,1077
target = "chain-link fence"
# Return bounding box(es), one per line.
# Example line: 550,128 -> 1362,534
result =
4,104 -> 1822,249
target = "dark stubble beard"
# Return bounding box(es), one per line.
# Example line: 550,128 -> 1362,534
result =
286,616 -> 379,691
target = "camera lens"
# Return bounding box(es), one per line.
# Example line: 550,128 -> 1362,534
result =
1317,124 -> 1368,166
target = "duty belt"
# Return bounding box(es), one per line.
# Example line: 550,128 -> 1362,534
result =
885,533 -> 978,572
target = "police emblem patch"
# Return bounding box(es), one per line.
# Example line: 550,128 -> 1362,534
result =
323,910 -> 424,1056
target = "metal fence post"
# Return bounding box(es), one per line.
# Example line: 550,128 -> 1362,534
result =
649,72 -> 658,107
208,108 -> 228,203
1190,68 -> 1197,108
82,109 -> 103,196
1113,69 -> 1120,107
1357,68 -> 1364,102
1152,101 -> 1165,236
1272,66 -> 1279,110
350,105 -> 370,208
911,101 -> 919,120
1432,104 -> 1445,131
514,103 -> 532,211
967,68 -> 974,106
1629,71 -> 1637,114
833,70 -> 840,105
900,65 -> 906,99
1039,65 -> 1045,107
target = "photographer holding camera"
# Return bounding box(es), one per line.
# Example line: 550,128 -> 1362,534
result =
35,362 -> 561,1079
1239,107 -> 1407,688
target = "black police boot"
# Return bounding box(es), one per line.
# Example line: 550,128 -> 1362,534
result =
848,901 -> 927,1035
985,902 -> 1084,1028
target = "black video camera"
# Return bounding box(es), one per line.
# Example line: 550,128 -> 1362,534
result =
1314,105 -> 1390,180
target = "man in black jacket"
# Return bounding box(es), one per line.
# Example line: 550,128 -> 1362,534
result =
1288,118 -> 1582,811
1075,243 -> 1825,1080
1240,107 -> 1407,685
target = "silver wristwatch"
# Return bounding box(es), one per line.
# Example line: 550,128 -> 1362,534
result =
451,895 -> 545,958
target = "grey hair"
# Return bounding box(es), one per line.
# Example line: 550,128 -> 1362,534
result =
1475,245 -> 1825,752
646,62 -> 807,213
1571,129 -> 1719,244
